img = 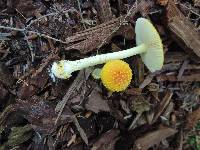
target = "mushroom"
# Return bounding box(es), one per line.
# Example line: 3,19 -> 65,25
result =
50,18 -> 163,80
100,60 -> 132,92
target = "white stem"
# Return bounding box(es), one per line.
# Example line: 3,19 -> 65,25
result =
65,44 -> 146,71
51,44 -> 147,79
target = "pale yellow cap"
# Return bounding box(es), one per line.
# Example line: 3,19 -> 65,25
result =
135,18 -> 164,72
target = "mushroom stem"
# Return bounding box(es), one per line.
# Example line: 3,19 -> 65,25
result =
74,44 -> 147,69
51,44 -> 147,79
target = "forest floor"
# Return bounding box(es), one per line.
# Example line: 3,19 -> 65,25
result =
0,0 -> 200,149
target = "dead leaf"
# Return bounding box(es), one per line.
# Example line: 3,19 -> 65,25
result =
186,108 -> 200,129
133,127 -> 177,150
85,88 -> 110,113
17,71 -> 49,99
14,96 -> 73,134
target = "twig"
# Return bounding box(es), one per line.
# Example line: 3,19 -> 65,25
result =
23,30 -> 35,62
0,25 -> 69,44
128,112 -> 142,130
26,10 -> 71,29
0,25 -> 25,32
77,0 -> 87,29
179,3 -> 200,18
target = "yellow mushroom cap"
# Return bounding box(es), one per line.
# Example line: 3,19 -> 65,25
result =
101,60 -> 132,92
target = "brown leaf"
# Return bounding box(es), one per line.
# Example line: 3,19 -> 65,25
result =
17,71 -> 49,99
18,53 -> 58,99
133,127 -> 177,150
85,88 -> 110,113
186,108 -> 200,129
15,96 -> 73,133
91,129 -> 120,150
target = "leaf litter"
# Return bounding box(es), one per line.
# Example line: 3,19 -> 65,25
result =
0,0 -> 200,149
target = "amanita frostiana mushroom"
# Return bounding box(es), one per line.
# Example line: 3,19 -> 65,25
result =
50,18 -> 164,80
100,60 -> 132,92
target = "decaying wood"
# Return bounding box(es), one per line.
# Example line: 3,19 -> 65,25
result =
64,19 -> 133,54
165,51 -> 189,63
55,68 -> 93,124
94,0 -> 113,23
157,73 -> 200,82
64,0 -> 153,54
152,90 -> 173,123
133,127 -> 177,150
166,0 -> 200,60
177,59 -> 189,79
132,56 -> 144,86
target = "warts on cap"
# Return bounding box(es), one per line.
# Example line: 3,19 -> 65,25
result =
101,60 -> 132,92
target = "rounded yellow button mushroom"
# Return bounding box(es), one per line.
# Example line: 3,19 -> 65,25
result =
101,60 -> 132,92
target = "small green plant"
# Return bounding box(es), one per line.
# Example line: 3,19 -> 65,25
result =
188,121 -> 200,150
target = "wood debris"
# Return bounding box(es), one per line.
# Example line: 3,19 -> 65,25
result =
166,0 -> 200,61
152,90 -> 173,123
0,0 -> 200,149
94,0 -> 113,23
91,129 -> 120,150
133,127 -> 177,150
